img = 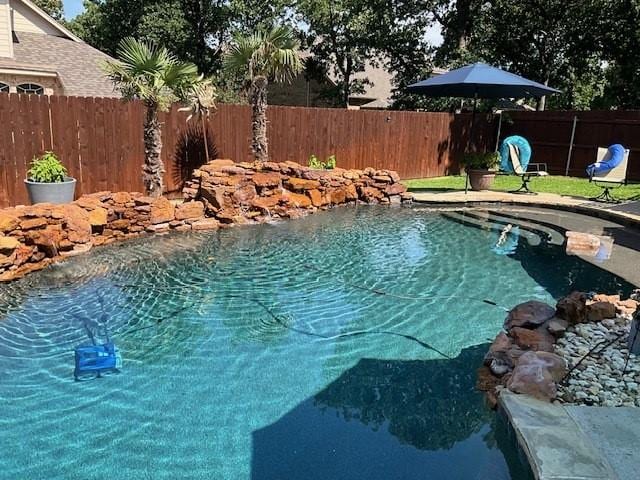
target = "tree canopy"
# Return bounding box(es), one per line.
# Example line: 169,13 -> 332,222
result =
33,0 -> 64,20
68,0 -> 640,111
429,0 -> 639,110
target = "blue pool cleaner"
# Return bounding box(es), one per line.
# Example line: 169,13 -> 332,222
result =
74,342 -> 121,380
74,313 -> 121,380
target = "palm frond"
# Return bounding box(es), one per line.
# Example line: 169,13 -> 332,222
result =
223,34 -> 262,77
223,26 -> 304,84
102,37 -> 200,111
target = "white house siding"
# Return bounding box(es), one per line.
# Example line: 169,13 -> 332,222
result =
11,0 -> 63,37
0,0 -> 13,58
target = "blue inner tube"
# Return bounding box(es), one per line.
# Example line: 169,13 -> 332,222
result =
500,136 -> 531,173
586,144 -> 625,176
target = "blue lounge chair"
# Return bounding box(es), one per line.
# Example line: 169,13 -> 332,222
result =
586,144 -> 630,203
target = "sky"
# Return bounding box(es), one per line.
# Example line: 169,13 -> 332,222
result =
63,0 -> 83,19
61,0 -> 443,44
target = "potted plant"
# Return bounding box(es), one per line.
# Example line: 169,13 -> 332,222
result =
461,151 -> 501,191
24,152 -> 76,204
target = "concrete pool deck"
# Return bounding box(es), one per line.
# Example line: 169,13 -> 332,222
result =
500,392 -> 638,480
411,190 -> 640,228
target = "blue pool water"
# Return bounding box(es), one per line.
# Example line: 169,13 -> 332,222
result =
0,206 -> 634,480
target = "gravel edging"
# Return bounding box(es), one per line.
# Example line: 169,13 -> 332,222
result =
556,313 -> 640,407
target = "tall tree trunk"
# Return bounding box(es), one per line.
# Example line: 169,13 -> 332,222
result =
537,77 -> 550,111
250,76 -> 269,162
342,75 -> 350,108
143,105 -> 164,197
343,57 -> 352,108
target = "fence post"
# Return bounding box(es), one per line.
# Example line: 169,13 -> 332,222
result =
47,96 -> 54,150
565,115 -> 578,176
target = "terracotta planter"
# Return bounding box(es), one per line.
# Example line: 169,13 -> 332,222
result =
467,169 -> 495,191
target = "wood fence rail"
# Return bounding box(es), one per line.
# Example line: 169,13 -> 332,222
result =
0,93 -> 494,207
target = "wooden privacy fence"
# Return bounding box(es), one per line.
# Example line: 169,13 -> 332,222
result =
499,110 -> 640,181
0,93 -> 495,207
2,93 -> 639,208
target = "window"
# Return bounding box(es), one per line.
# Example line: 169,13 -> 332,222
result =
0,82 -> 8,93
16,83 -> 44,95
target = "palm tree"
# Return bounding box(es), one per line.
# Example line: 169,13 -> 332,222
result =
103,38 -> 200,197
224,26 -> 304,162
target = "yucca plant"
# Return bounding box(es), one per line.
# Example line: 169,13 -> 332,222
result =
103,38 -> 200,197
179,79 -> 218,163
223,26 -> 304,162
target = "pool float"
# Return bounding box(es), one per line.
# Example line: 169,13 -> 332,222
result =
500,135 -> 531,173
586,144 -> 625,176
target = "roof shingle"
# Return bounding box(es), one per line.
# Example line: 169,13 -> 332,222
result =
0,31 -> 118,97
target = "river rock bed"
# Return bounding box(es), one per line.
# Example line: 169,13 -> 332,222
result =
479,291 -> 640,408
555,313 -> 640,407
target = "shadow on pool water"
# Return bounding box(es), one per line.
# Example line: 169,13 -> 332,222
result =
251,344 -> 534,480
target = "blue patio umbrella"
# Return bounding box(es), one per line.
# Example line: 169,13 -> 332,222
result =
407,62 -> 560,99
407,63 -> 560,192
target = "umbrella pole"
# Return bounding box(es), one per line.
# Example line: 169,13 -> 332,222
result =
494,111 -> 503,152
464,93 -> 478,194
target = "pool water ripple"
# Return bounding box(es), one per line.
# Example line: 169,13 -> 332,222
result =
0,206 -> 635,480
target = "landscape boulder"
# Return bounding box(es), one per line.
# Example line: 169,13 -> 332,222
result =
504,300 -> 556,330
509,326 -> 555,352
556,291 -> 588,324
506,351 -> 566,401
150,197 -> 175,224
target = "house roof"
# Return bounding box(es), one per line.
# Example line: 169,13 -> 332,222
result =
0,31 -> 118,97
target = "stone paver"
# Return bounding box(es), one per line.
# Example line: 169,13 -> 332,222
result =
566,407 -> 640,480
499,392 -> 617,480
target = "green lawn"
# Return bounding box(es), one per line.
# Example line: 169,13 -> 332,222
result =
404,175 -> 640,201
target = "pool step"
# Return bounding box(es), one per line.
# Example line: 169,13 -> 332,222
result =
442,210 -> 567,246
477,210 -> 566,246
485,210 -> 567,246
440,211 -> 548,247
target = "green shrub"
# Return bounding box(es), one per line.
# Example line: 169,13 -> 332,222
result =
308,154 -> 337,170
27,152 -> 68,183
308,154 -> 323,169
461,151 -> 500,170
325,154 -> 336,169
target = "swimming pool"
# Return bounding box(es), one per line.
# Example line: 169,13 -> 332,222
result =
0,206 -> 635,480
